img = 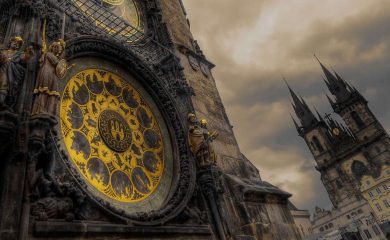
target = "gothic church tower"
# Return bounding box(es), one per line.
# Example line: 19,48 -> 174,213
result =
290,60 -> 390,208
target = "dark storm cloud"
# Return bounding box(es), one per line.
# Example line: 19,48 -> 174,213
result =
183,0 -> 390,212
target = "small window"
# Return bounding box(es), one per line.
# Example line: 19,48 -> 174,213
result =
320,227 -> 324,232
364,229 -> 372,239
376,203 -> 382,212
312,136 -> 324,152
310,142 -> 316,151
372,225 -> 381,236
366,180 -> 371,185
376,188 -> 382,194
329,223 -> 333,228
325,225 -> 328,230
369,191 -> 374,198
351,111 -> 365,128
357,209 -> 363,214
384,200 -> 390,208
347,215 -> 351,219
384,184 -> 388,191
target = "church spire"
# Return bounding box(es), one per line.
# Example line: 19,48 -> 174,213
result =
315,55 -> 352,103
290,113 -> 301,134
285,80 -> 318,130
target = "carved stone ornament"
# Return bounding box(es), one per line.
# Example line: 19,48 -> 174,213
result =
53,37 -> 197,225
200,62 -> 209,78
188,54 -> 199,71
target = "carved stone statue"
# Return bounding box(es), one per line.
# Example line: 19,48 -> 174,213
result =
188,113 -> 219,169
31,39 -> 66,119
31,197 -> 74,221
0,36 -> 34,108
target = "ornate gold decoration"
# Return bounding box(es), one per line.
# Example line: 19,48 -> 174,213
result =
56,59 -> 68,79
98,110 -> 132,152
332,127 -> 340,136
60,69 -> 164,203
75,0 -> 144,41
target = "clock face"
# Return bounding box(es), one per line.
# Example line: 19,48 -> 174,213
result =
75,0 -> 145,42
60,68 -> 169,205
333,128 -> 340,136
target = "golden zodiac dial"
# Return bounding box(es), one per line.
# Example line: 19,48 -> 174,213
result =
60,69 -> 164,203
75,0 -> 145,42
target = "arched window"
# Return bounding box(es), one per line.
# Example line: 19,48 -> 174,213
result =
312,136 -> 324,152
351,111 -> 365,128
351,161 -> 369,180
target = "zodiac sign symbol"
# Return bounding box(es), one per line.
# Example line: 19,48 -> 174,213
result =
110,120 -> 125,141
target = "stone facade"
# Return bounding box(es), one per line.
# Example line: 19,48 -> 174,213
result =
288,202 -> 313,239
361,165 -> 390,236
0,0 -> 300,239
289,60 -> 390,239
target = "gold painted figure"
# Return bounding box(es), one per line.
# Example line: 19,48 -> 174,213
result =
188,114 -> 219,169
0,36 -> 34,107
32,39 -> 66,118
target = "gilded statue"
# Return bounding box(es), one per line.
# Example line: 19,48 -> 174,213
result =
31,39 -> 67,119
0,36 -> 34,108
188,113 -> 219,169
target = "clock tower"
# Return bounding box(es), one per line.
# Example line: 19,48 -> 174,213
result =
0,1 -> 300,239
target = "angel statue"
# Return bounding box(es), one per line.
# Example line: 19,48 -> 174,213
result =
187,113 -> 219,169
0,36 -> 34,108
31,39 -> 67,119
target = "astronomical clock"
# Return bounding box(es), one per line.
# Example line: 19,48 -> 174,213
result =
59,64 -> 174,214
0,0 -> 198,236
0,0 -> 300,239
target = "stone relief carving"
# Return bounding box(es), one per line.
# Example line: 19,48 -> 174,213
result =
0,36 -> 34,109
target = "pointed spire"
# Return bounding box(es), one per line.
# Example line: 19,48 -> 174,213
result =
315,55 -> 339,85
285,78 -> 318,129
315,55 -> 352,102
314,107 -> 325,122
326,94 -> 335,106
290,113 -> 301,133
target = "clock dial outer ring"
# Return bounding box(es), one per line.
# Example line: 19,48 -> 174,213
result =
58,59 -> 177,218
63,38 -> 196,226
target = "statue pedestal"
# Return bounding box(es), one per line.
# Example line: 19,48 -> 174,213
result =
29,114 -> 57,147
197,167 -> 226,240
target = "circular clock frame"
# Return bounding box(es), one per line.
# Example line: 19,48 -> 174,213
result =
60,37 -> 196,225
60,67 -> 172,208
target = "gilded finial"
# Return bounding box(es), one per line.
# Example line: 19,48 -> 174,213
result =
200,119 -> 207,127
11,36 -> 24,44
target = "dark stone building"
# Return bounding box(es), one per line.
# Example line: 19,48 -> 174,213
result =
289,60 -> 390,239
0,0 -> 300,239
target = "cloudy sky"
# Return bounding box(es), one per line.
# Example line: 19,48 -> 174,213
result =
182,0 -> 390,212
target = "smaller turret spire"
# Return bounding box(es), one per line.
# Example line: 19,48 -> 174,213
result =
285,79 -> 318,130
314,107 -> 325,122
290,113 -> 301,134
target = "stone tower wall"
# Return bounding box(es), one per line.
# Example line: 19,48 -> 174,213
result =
160,0 -> 246,177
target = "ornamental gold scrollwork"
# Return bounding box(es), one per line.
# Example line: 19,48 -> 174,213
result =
60,69 -> 164,203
